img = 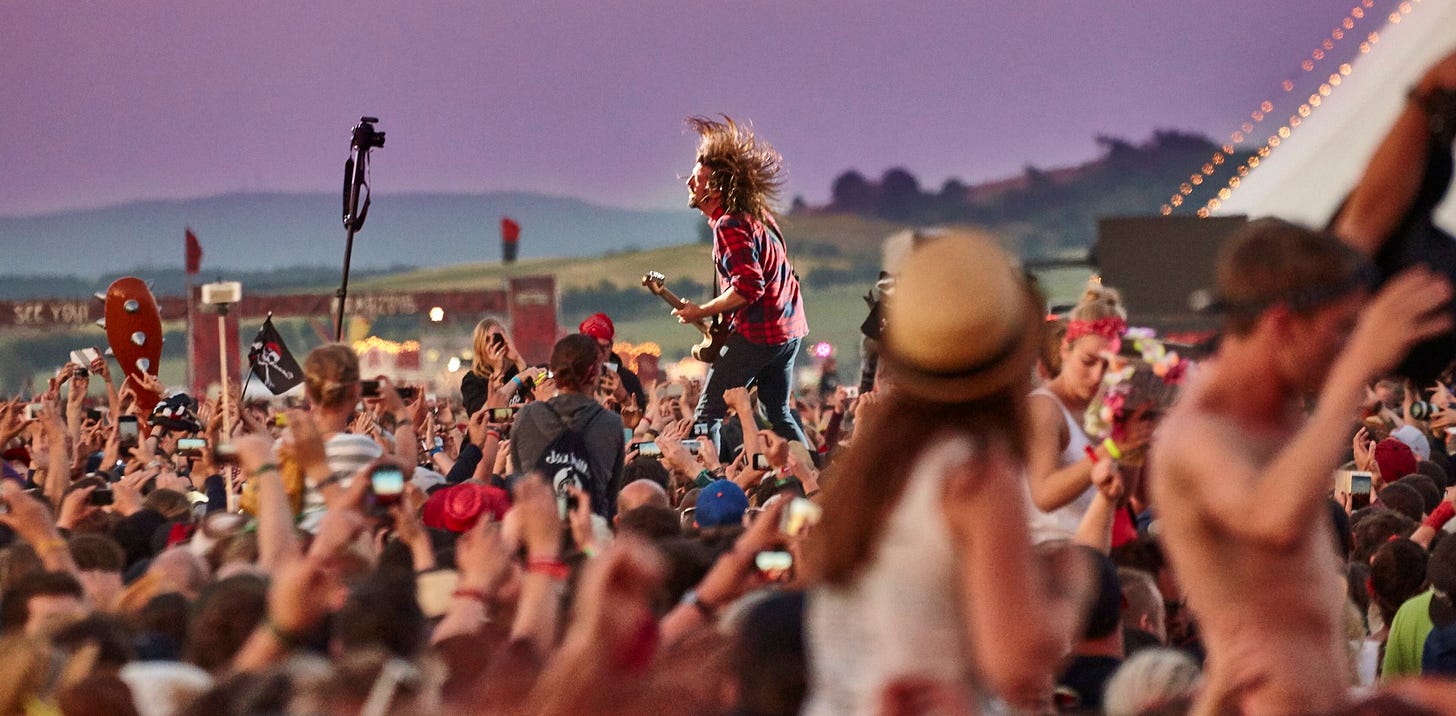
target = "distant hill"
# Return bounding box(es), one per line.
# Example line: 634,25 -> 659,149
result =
0,191 -> 700,280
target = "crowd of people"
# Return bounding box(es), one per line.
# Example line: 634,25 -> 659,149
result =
2,47 -> 1456,716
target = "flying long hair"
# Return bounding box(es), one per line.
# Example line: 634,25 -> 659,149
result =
688,115 -> 784,220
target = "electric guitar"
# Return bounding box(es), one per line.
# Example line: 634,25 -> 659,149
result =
641,271 -> 732,363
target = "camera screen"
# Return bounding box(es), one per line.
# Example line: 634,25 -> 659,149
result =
371,468 -> 405,497
633,441 -> 662,458
177,438 -> 207,453
490,407 -> 516,422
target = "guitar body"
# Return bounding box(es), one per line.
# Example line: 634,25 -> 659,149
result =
642,271 -> 731,364
691,316 -> 733,363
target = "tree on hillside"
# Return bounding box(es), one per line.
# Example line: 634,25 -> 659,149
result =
878,168 -> 923,221
830,170 -> 877,213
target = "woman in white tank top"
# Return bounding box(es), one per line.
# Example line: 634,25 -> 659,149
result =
1026,282 -> 1146,540
803,232 -> 1096,714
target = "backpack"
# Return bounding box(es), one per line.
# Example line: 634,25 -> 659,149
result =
538,402 -> 606,514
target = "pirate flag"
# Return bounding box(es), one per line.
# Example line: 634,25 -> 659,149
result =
247,317 -> 303,395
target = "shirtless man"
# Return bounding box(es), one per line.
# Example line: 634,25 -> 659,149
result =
1150,219 -> 1452,715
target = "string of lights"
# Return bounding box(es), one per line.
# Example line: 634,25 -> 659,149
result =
1157,0 -> 1422,218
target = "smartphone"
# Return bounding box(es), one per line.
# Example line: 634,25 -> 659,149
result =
754,550 -> 793,579
491,332 -> 506,348
556,492 -> 581,520
682,440 -> 701,455
780,497 -> 823,536
361,379 -> 380,398
396,386 -> 419,401
752,453 -> 771,471
1350,472 -> 1372,496
604,362 -> 619,373
24,403 -> 42,421
489,407 -> 517,423
89,487 -> 115,506
70,347 -> 100,368
370,466 -> 406,506
844,386 -> 860,399
86,408 -> 103,422
212,443 -> 239,464
632,441 -> 662,458
176,437 -> 207,457
117,415 -> 139,449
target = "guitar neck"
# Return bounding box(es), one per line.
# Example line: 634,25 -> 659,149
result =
651,285 -> 713,334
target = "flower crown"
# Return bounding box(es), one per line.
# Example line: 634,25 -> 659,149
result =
1084,328 -> 1188,443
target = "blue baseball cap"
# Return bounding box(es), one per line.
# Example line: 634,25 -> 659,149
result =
694,479 -> 748,528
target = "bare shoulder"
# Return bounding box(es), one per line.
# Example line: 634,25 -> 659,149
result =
1151,406 -> 1245,489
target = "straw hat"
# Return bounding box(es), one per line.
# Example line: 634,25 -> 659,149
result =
881,231 -> 1039,402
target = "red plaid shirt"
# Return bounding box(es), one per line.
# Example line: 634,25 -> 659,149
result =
710,208 -> 808,345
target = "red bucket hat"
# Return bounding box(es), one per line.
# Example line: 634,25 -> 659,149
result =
579,313 -> 615,343
423,483 -> 511,533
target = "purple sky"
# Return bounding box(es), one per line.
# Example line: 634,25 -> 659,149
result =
3,1 -> 1356,216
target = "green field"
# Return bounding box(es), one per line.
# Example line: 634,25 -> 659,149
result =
6,212 -> 1094,393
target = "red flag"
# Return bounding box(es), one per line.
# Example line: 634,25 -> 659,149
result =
185,229 -> 203,275
501,217 -> 520,243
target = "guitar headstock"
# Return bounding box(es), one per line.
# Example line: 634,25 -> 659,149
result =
641,271 -> 667,294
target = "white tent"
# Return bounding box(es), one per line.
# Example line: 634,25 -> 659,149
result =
1216,0 -> 1456,234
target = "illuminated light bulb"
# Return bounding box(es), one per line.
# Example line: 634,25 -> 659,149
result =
1180,183 -> 1193,195
1400,1 -> 1412,12
1260,101 -> 1273,113
1237,164 -> 1250,176
1231,131 -> 1246,143
1209,197 -> 1224,209
1269,136 -> 1281,147
1242,122 -> 1255,133
1389,12 -> 1401,22
1217,188 -> 1232,200
1323,39 -> 1335,51
1312,49 -> 1325,61
1282,79 -> 1295,92
1359,42 -> 1371,54
1333,28 -> 1345,40
1191,174 -> 1204,186
1221,144 -> 1234,155
1339,63 -> 1352,75
1302,59 -> 1315,72
1289,116 -> 1301,128
1343,17 -> 1355,29
1329,74 -> 1341,86
1196,207 -> 1211,218
1352,7 -> 1364,19
1362,0 -> 1374,8
1278,126 -> 1291,139
1248,156 -> 1260,168
1310,95 -> 1323,107
1368,31 -> 1379,43
1160,205 -> 1173,216
1319,84 -> 1332,97
1201,164 -> 1215,175
1171,195 -> 1184,207
1258,146 -> 1271,157
1212,154 -> 1225,165
1298,104 -> 1312,117
1229,176 -> 1242,188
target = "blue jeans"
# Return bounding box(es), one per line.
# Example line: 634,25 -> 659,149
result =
694,334 -> 808,460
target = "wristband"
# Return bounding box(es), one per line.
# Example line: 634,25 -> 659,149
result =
428,447 -> 444,457
1424,501 -> 1456,531
525,557 -> 570,580
1101,439 -> 1123,461
452,587 -> 492,606
485,429 -> 502,441
263,616 -> 311,648
511,376 -> 524,389
1084,445 -> 1101,464
246,463 -> 279,479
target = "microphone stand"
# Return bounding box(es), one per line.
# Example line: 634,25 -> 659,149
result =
335,116 -> 385,341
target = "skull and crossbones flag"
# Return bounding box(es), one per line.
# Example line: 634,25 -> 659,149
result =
247,317 -> 304,395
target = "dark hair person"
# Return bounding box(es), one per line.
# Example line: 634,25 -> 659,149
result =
802,231 -> 1093,713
